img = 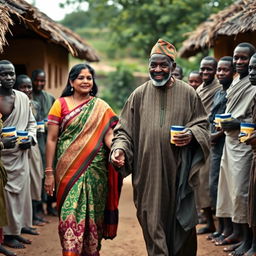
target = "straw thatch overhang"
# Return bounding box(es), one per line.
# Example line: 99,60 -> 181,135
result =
0,0 -> 99,61
179,0 -> 256,58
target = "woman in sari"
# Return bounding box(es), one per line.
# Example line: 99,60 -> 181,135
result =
44,63 -> 121,256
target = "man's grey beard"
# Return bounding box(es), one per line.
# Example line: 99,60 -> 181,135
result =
149,72 -> 172,87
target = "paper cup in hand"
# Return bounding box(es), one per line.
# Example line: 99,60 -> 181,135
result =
170,126 -> 185,144
239,123 -> 256,143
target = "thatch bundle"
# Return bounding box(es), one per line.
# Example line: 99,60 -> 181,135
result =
0,5 -> 12,53
179,0 -> 256,58
0,0 -> 99,61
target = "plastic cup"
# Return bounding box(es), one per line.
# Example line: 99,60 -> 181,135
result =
44,119 -> 48,128
214,114 -> 222,128
37,121 -> 45,133
170,125 -> 185,144
17,130 -> 29,144
239,123 -> 256,143
1,127 -> 17,138
219,113 -> 232,123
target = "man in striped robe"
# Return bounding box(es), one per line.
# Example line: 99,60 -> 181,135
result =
111,39 -> 209,256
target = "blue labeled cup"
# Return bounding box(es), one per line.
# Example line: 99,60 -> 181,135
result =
239,123 -> 256,143
37,121 -> 45,133
1,127 -> 17,138
170,125 -> 185,144
17,130 -> 29,144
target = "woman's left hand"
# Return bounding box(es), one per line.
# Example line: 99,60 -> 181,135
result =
44,174 -> 55,197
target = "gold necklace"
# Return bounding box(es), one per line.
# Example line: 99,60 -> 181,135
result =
72,95 -> 77,108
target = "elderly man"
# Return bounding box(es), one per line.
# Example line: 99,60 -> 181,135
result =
0,60 -> 37,249
216,42 -> 256,255
111,39 -> 209,256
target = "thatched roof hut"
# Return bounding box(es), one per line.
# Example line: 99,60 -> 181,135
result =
179,0 -> 256,59
0,0 -> 99,61
0,0 -> 99,96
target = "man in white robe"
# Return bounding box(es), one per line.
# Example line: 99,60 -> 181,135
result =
0,60 -> 37,249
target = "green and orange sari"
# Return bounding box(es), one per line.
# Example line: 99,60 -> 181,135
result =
48,97 -> 121,256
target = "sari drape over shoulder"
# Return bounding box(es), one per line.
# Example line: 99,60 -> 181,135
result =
49,97 -> 121,256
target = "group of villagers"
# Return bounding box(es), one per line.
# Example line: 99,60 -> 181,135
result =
0,37 -> 256,256
182,42 -> 256,256
0,66 -> 56,256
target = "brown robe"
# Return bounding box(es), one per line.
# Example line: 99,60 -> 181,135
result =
248,100 -> 256,227
112,79 -> 209,256
195,78 -> 221,209
216,76 -> 256,223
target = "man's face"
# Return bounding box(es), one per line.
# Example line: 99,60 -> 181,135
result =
33,72 -> 46,91
199,60 -> 216,83
0,63 -> 16,90
149,54 -> 175,87
249,57 -> 256,86
216,60 -> 234,85
233,46 -> 251,76
172,67 -> 183,80
188,73 -> 202,90
18,77 -> 33,99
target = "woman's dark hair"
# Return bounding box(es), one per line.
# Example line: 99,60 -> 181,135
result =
61,63 -> 98,97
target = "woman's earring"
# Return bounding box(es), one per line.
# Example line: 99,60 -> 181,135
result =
71,86 -> 74,92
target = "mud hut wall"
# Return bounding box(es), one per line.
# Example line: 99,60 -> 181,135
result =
43,42 -> 69,98
213,32 -> 256,60
0,38 -> 68,98
1,38 -> 44,77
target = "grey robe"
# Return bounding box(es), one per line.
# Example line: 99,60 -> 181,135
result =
112,80 -> 209,256
195,78 -> 221,209
2,90 -> 37,235
32,90 -> 55,168
216,76 -> 256,223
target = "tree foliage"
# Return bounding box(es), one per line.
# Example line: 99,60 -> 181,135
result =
61,0 -> 235,57
61,10 -> 93,29
101,65 -> 135,112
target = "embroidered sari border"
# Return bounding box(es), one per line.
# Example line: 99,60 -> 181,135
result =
56,99 -> 118,210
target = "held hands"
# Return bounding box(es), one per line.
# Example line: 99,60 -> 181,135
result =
172,129 -> 193,147
221,118 -> 240,131
111,149 -> 125,168
1,136 -> 17,149
19,135 -> 32,150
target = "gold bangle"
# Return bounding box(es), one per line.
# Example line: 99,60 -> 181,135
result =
45,172 -> 54,177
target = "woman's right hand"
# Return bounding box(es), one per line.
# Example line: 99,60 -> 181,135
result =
111,149 -> 125,168
44,174 -> 55,196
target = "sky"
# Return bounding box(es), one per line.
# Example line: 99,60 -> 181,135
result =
26,0 -> 88,21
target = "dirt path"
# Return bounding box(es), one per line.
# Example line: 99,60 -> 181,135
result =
8,177 -> 227,256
